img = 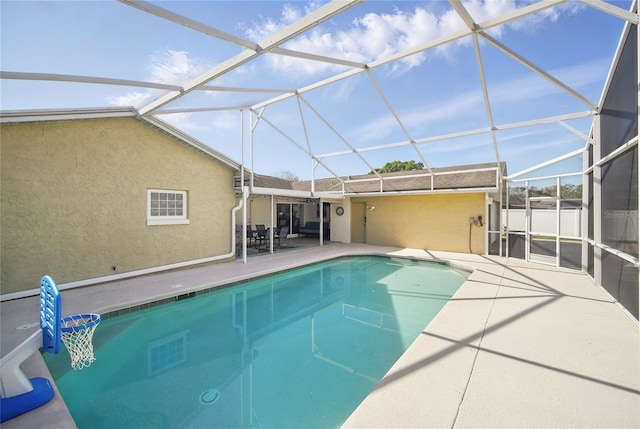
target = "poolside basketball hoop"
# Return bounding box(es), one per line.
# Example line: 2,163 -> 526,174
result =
0,275 -> 101,422
40,275 -> 101,370
60,313 -> 101,370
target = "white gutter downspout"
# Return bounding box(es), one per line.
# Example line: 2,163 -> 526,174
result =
241,109 -> 248,264
270,194 -> 275,254
0,198 -> 245,302
241,186 -> 249,264
319,198 -> 324,247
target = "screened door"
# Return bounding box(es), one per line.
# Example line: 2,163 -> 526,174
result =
528,196 -> 558,265
351,202 -> 366,243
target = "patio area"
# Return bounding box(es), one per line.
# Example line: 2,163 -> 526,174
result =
237,234 -> 330,258
1,243 -> 638,428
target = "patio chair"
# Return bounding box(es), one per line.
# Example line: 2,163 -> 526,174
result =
277,226 -> 289,248
246,225 -> 256,247
255,224 -> 267,247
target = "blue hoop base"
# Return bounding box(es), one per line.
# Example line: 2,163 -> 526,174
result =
0,377 -> 55,423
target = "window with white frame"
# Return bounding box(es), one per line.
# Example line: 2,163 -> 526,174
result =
147,189 -> 189,225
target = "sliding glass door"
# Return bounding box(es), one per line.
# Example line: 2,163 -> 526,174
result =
277,203 -> 304,236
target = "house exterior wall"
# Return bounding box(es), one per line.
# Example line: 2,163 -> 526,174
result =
1,117 -> 236,294
242,197 -> 276,228
328,202 -> 349,243
350,193 -> 486,253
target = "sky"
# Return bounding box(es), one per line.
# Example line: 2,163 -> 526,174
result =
0,0 -> 633,181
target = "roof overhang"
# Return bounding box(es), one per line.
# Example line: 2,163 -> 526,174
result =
0,106 -> 137,123
244,186 -> 343,200
343,187 -> 499,197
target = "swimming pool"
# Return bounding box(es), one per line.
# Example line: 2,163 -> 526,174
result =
44,256 -> 469,428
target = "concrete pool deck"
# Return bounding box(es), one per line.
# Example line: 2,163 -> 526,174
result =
1,244 -> 638,428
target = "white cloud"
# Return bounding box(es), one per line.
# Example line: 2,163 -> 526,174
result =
243,0 -> 583,78
147,50 -> 211,85
108,49 -> 213,108
155,112 -> 198,129
282,4 -> 301,24
510,1 -> 584,33
107,90 -> 158,109
155,110 -> 241,134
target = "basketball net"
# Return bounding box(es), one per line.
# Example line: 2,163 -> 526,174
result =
60,314 -> 100,370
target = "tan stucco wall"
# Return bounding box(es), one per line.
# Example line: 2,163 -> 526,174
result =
1,118 -> 236,294
350,193 -> 486,253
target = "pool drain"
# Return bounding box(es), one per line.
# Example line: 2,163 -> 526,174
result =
199,388 -> 220,405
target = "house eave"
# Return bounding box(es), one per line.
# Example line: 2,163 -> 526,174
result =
0,106 -> 138,123
344,187 -> 499,197
246,187 -> 315,198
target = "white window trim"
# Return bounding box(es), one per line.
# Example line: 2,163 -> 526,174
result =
147,189 -> 190,226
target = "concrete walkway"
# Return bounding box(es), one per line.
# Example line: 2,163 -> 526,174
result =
1,244 -> 638,428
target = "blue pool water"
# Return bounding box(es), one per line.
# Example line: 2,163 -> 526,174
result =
44,256 -> 469,428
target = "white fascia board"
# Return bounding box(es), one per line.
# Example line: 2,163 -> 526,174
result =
249,187 -> 343,200
343,166 -> 499,184
249,187 -> 312,198
154,106 -> 251,114
0,107 -> 137,123
343,187 -> 498,197
313,194 -> 346,201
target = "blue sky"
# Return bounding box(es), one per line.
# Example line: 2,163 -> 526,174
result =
0,0 -> 632,180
